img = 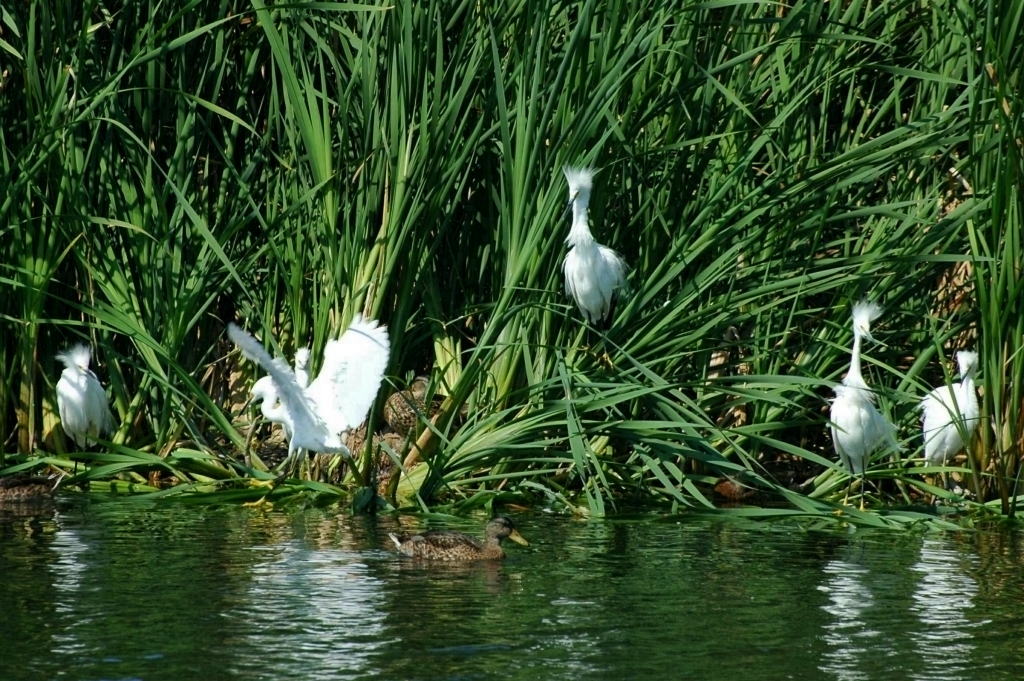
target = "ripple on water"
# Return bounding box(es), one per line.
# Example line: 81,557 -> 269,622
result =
1,505 -> 1023,681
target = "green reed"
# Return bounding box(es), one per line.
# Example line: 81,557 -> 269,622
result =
0,0 -> 1019,524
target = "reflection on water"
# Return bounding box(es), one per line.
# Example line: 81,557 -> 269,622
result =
910,537 -> 979,681
1,503 -> 1023,681
819,551 -> 878,681
225,542 -> 387,680
818,535 -> 991,681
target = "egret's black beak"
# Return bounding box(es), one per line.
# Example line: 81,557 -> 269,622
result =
560,196 -> 573,221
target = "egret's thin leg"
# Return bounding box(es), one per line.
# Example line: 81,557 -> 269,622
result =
859,470 -> 867,511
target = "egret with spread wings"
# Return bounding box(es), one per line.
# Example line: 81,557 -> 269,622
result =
228,316 -> 389,475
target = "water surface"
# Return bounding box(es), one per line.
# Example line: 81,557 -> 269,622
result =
2,500 -> 1022,681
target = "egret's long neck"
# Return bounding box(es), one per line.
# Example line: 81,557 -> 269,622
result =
567,197 -> 594,247
260,401 -> 280,421
257,387 -> 283,421
848,331 -> 864,383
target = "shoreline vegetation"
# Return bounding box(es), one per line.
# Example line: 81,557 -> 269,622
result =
1,1 -> 1021,527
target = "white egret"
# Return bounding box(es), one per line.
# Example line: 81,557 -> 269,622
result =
828,301 -> 899,508
248,346 -> 312,465
55,344 -> 115,449
228,317 -> 390,474
921,350 -> 979,467
562,166 -> 627,325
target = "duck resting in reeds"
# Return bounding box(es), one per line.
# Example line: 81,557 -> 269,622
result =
0,476 -> 55,504
388,516 -> 529,561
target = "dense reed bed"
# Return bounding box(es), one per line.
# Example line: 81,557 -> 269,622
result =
1,0 -> 1020,525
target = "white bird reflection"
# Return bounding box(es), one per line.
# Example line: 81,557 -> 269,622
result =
818,553 -> 879,681
909,536 -> 979,680
47,524 -> 94,663
817,537 -> 981,681
224,541 -> 388,680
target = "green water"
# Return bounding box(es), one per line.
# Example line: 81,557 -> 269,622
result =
1,501 -> 1022,681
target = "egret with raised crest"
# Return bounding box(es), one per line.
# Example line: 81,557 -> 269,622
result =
562,166 -> 627,326
56,344 -> 115,450
828,301 -> 899,508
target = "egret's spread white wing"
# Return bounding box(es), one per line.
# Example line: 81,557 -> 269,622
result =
306,315 -> 390,434
228,323 -> 326,439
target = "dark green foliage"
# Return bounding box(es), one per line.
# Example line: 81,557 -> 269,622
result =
0,1 -> 1020,523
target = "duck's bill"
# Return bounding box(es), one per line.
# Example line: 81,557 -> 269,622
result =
508,529 -> 529,546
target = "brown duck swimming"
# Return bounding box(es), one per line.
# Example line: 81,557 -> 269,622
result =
388,516 -> 528,561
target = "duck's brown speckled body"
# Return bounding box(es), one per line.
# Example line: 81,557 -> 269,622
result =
0,476 -> 55,503
388,516 -> 528,561
382,377 -> 429,437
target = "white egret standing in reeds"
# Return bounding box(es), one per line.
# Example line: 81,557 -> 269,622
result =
829,301 -> 899,509
229,317 -> 390,475
55,344 -> 115,449
921,350 -> 979,480
562,166 -> 627,326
